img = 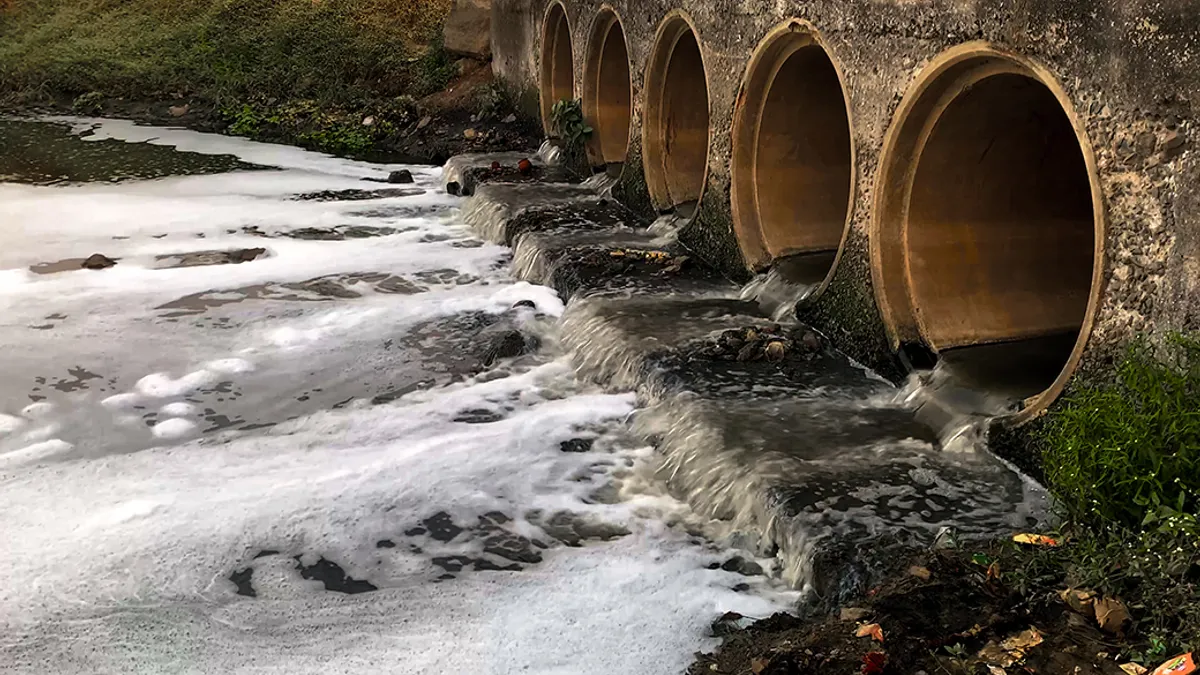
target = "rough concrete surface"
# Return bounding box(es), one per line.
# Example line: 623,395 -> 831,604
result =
491,0 -> 1200,417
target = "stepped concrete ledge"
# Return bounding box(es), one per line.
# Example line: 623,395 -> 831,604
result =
448,154 -> 1048,605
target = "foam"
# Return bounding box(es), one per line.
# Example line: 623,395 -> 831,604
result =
0,438 -> 74,470
1,121 -> 799,674
151,418 -> 198,439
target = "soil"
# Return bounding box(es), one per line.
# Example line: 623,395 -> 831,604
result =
0,59 -> 542,166
690,548 -> 1141,675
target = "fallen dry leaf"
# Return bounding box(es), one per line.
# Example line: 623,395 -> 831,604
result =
1059,588 -> 1097,615
1013,533 -> 1060,547
861,651 -> 887,675
1152,653 -> 1197,675
1120,663 -> 1149,675
908,565 -> 932,580
856,623 -> 884,643
988,666 -> 1008,675
750,656 -> 770,674
1094,596 -> 1132,635
987,561 -> 1002,580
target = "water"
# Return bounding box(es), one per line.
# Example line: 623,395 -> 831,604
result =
445,165 -> 1050,599
0,119 -> 798,673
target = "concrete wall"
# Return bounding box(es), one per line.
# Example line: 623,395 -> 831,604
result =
491,0 -> 1200,406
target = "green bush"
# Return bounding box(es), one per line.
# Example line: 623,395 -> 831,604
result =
1043,333 -> 1200,534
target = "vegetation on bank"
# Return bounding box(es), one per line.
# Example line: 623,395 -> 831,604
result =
1023,334 -> 1200,657
0,0 -> 532,156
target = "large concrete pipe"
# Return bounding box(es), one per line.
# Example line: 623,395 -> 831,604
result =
583,8 -> 632,169
539,2 -> 575,135
872,44 -> 1104,415
642,13 -> 710,213
731,21 -> 854,284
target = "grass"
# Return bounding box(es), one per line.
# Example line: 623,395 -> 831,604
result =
0,0 -> 477,154
0,0 -> 453,104
1019,333 -> 1200,657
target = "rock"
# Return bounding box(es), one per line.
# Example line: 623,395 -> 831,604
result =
446,181 -> 462,196
840,607 -> 871,622
463,128 -> 478,140
763,339 -> 788,362
710,611 -> 755,637
416,116 -> 432,131
512,299 -> 537,309
559,438 -> 594,453
721,556 -> 764,576
388,169 -> 414,184
1162,129 -> 1187,157
800,330 -> 822,352
82,253 -> 116,270
483,329 -> 538,366
490,160 -> 502,171
362,115 -> 375,126
168,104 -> 190,118
502,114 -> 517,124
442,0 -> 492,58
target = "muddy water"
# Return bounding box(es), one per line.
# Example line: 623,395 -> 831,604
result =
0,119 -> 797,674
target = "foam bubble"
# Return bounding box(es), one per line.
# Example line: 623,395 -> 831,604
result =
205,358 -> 255,374
101,393 -> 142,410
158,402 -> 197,417
20,402 -> 55,419
151,418 -> 197,440
0,414 -> 26,435
136,370 -> 218,398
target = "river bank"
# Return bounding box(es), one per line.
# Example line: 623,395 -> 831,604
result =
0,0 -> 543,164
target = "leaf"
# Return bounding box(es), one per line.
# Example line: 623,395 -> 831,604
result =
861,651 -> 887,675
1121,663 -> 1149,675
972,552 -> 994,567
750,657 -> 770,674
855,623 -> 884,643
908,565 -> 932,580
1094,596 -> 1132,635
1012,533 -> 1060,546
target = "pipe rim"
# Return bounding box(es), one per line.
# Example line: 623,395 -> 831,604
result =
582,6 -> 633,169
641,10 -> 711,213
730,19 -> 856,294
539,1 -> 575,136
870,42 -> 1106,423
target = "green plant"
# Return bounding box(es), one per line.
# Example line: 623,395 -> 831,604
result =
475,81 -> 516,121
71,91 -> 104,114
549,98 -> 592,152
225,103 -> 264,137
1043,333 -> 1200,534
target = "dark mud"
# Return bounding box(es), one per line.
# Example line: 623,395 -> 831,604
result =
691,547 -> 1133,675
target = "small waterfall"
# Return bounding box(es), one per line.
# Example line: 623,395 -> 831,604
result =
740,267 -> 817,322
536,140 -> 562,166
892,361 -> 1023,453
647,212 -> 688,245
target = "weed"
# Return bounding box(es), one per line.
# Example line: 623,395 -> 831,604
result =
549,98 -> 592,151
71,91 -> 104,114
1043,333 -> 1200,534
475,81 -> 518,121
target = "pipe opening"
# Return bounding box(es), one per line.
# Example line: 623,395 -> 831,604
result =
874,48 -> 1101,415
732,27 -> 853,280
643,16 -> 710,212
583,10 -> 632,169
539,4 -> 575,135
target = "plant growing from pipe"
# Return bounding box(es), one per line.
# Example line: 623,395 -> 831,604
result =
549,98 -> 592,169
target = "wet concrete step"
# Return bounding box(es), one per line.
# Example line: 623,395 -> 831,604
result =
448,158 -> 1046,606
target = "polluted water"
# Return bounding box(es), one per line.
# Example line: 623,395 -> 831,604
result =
0,118 -> 799,674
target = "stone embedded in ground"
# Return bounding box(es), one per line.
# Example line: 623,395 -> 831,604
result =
482,531 -> 543,564
157,247 -> 267,268
82,253 -> 117,270
721,556 -> 765,577
452,408 -> 505,424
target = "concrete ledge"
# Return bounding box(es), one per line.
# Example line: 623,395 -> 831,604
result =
449,165 -> 1045,603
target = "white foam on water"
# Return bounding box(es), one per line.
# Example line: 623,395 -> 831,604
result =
151,418 -> 198,439
136,370 -> 219,398
0,438 -> 74,470
159,402 -> 198,417
0,121 -> 799,673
